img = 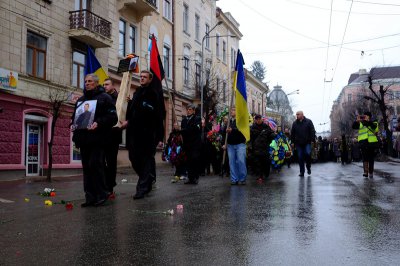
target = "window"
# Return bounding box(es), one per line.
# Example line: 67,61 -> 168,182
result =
222,40 -> 226,63
195,63 -> 201,89
26,31 -> 47,79
72,51 -> 85,89
388,93 -> 394,100
357,94 -> 363,101
75,0 -> 91,10
216,34 -> 220,58
129,25 -> 136,54
163,0 -> 172,20
195,14 -> 200,41
231,48 -> 236,68
348,94 -> 352,102
119,19 -> 126,57
183,4 -> 189,33
163,45 -> 170,79
205,24 -> 210,49
216,77 -> 220,93
183,57 -> 189,85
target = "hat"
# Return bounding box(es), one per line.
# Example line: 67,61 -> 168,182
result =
254,114 -> 262,119
363,111 -> 372,117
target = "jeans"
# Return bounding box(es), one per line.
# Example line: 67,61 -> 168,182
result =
227,143 -> 247,182
296,144 -> 312,174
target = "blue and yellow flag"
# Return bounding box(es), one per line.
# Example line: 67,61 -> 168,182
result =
234,50 -> 250,142
85,46 -> 108,85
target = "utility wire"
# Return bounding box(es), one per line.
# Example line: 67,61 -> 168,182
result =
349,0 -> 400,7
331,1 -> 354,83
322,0 -> 334,124
285,0 -> 400,16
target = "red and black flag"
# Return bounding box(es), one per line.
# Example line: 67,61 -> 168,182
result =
149,35 -> 166,142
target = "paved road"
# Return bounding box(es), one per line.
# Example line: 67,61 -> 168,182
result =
1,162 -> 399,265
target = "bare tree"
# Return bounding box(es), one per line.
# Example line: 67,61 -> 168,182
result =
47,87 -> 76,182
364,75 -> 394,156
250,60 -> 266,81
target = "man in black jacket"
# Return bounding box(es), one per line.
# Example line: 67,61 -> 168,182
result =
291,111 -> 316,177
121,70 -> 164,199
103,78 -> 122,198
71,74 -> 118,207
250,114 -> 275,181
181,104 -> 202,184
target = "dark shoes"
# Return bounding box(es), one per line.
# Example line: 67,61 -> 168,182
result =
133,193 -> 145,200
94,198 -> 107,207
230,181 -> 238,185
81,199 -> 107,207
81,202 -> 94,208
184,179 -> 198,185
299,173 -> 304,177
307,169 -> 311,175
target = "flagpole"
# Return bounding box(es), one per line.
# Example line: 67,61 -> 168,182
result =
163,78 -> 177,125
221,75 -> 235,177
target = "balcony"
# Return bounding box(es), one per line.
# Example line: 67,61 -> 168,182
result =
117,0 -> 158,22
68,10 -> 112,48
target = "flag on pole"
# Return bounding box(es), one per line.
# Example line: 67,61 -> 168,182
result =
233,49 -> 250,142
85,46 -> 108,85
150,35 -> 165,81
149,35 -> 166,142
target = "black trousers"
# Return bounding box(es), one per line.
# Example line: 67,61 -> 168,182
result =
361,145 -> 375,173
187,149 -> 201,182
253,154 -> 271,178
105,142 -> 119,193
129,143 -> 156,195
80,145 -> 108,203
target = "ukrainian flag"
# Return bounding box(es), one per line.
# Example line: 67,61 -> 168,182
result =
234,50 -> 250,142
85,46 -> 108,85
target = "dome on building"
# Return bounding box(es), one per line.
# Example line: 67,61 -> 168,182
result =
268,85 -> 290,106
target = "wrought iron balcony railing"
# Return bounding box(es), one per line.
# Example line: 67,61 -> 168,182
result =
69,10 -> 111,39
146,0 -> 157,8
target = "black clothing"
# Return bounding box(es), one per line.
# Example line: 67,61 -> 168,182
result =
250,123 -> 275,178
72,86 -> 117,203
226,119 -> 246,145
181,114 -> 202,183
126,84 -> 162,195
105,89 -> 122,192
291,117 -> 316,147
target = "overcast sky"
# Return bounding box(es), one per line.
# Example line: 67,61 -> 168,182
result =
216,0 -> 400,132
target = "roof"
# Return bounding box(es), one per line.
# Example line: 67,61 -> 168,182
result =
348,66 -> 400,85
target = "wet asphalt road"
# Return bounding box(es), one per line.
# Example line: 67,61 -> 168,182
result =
1,162 -> 400,266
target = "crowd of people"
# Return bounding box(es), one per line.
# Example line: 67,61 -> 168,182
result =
71,72 -> 398,208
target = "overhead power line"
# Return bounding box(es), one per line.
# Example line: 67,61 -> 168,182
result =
285,0 -> 400,15
349,0 -> 400,7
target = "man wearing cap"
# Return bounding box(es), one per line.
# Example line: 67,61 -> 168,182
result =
180,104 -> 202,184
352,111 -> 378,178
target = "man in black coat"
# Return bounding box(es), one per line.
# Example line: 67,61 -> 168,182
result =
250,114 -> 275,181
121,70 -> 164,199
103,78 -> 122,197
71,74 -> 118,207
291,111 -> 316,177
181,104 -> 202,184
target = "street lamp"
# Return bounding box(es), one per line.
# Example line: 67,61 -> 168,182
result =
286,89 -> 300,96
261,90 -> 268,116
200,21 -> 222,120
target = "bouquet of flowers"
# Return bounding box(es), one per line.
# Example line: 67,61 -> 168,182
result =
207,129 -> 222,152
38,188 -> 56,197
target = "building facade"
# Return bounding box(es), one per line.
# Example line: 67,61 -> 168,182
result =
330,66 -> 400,138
